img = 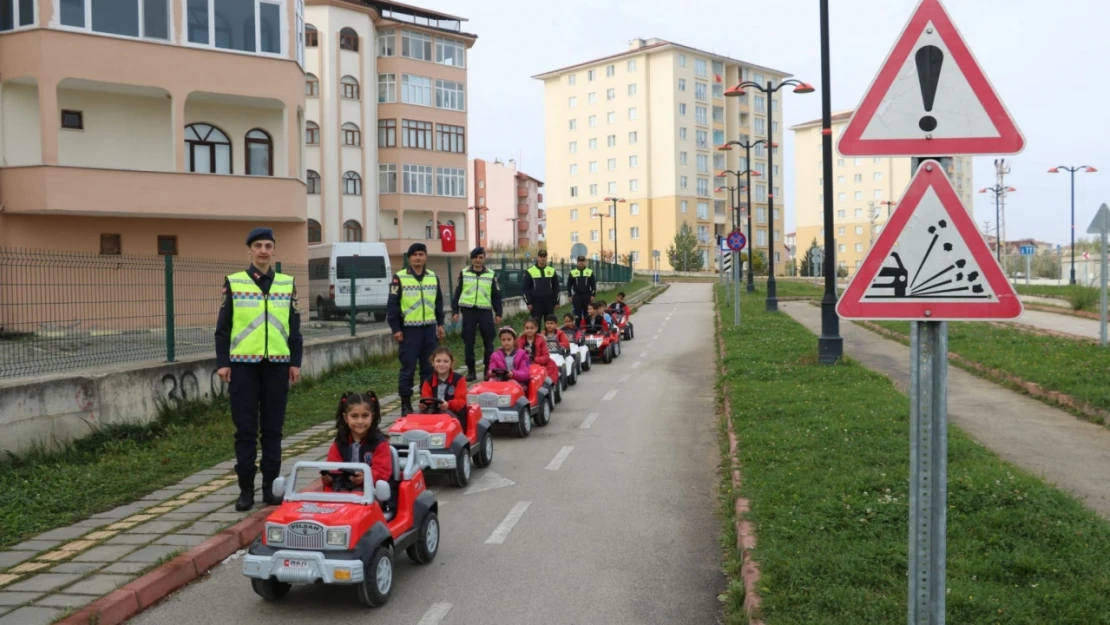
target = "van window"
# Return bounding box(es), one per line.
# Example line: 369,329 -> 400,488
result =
337,256 -> 387,279
308,258 -> 330,280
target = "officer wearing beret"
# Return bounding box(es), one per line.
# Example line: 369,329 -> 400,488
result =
452,247 -> 502,381
214,227 -> 302,511
387,242 -> 445,415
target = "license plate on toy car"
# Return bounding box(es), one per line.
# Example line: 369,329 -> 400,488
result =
283,559 -> 309,568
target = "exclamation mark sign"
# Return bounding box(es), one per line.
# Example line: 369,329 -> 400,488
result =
915,45 -> 944,132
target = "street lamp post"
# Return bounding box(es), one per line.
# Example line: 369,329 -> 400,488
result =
594,210 -> 607,263
1048,165 -> 1098,284
725,78 -> 813,311
815,0 -> 842,364
716,143 -> 767,293
604,197 -> 626,264
468,205 -> 487,248
505,217 -> 520,254
977,185 -> 1017,262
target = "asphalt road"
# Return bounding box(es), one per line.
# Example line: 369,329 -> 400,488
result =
129,283 -> 723,625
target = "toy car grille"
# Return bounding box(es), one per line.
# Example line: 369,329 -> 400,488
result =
476,393 -> 501,408
586,337 -> 603,346
284,524 -> 326,550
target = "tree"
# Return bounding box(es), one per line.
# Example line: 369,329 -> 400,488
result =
799,238 -> 820,277
748,249 -> 767,274
666,223 -> 704,271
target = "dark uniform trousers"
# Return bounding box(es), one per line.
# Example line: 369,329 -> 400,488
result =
531,300 -> 557,321
229,360 -> 289,481
571,295 -> 591,323
461,308 -> 495,373
399,325 -> 438,397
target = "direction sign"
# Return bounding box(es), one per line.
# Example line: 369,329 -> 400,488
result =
837,0 -> 1025,157
727,230 -> 747,252
719,237 -> 731,254
837,160 -> 1021,320
1019,245 -> 1035,256
1086,203 -> 1110,235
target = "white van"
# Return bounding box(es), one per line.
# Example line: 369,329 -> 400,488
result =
307,243 -> 392,321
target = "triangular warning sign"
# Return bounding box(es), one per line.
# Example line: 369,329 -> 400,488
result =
837,0 -> 1024,157
837,160 -> 1022,320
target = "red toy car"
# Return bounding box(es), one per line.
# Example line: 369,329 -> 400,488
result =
387,397 -> 493,488
607,307 -> 635,340
466,366 -> 553,438
243,433 -> 439,608
583,321 -> 621,363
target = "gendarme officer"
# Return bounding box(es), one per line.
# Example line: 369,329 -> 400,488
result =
387,243 -> 445,415
523,249 -> 561,320
567,255 -> 596,324
215,227 -> 302,511
452,246 -> 502,381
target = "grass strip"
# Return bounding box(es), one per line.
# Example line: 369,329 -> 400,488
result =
1015,284 -> 1100,311
0,282 -> 646,549
715,284 -> 1110,625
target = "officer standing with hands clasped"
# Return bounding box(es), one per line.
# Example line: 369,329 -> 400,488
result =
387,242 -> 445,415
452,247 -> 502,381
523,249 -> 561,320
567,255 -> 596,324
215,227 -> 303,511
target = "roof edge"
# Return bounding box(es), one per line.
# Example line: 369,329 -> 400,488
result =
532,40 -> 791,81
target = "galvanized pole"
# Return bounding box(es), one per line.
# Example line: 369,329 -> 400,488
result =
1025,254 -> 1031,286
733,250 -> 740,326
722,246 -> 730,306
1101,229 -> 1108,347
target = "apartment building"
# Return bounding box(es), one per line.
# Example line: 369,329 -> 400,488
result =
303,0 -> 475,274
0,0 -> 307,260
535,37 -> 791,272
467,158 -> 544,250
790,110 -> 974,276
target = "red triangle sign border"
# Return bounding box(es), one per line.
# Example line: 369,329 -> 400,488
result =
837,161 -> 1022,320
837,0 -> 1025,157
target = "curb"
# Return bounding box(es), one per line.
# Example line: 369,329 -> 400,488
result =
1024,303 -> 1100,320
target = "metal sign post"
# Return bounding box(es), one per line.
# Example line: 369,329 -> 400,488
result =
727,230 -> 747,326
1019,245 -> 1035,285
1086,203 -> 1110,346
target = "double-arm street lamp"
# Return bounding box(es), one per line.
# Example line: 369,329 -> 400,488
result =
724,78 -> 814,311
1048,165 -> 1097,284
603,196 -> 626,264
716,141 -> 768,293
977,185 -> 1016,262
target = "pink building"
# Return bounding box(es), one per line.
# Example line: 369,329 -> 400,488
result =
468,158 -> 544,250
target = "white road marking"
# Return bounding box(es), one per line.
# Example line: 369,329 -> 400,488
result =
545,446 -> 574,471
619,374 -> 631,383
653,333 -> 660,339
632,361 -> 641,369
641,351 -> 648,357
418,602 -> 453,625
465,470 -> 516,495
579,412 -> 599,429
602,389 -> 619,401
486,501 -> 532,544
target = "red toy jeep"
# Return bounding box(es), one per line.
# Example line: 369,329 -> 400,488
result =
466,366 -> 553,438
607,307 -> 635,340
583,321 -> 621,363
243,433 -> 439,608
387,397 -> 493,488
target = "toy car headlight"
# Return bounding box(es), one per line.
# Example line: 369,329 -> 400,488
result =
326,529 -> 347,546
467,394 -> 479,405
498,395 -> 511,407
428,433 -> 447,448
389,432 -> 405,445
266,526 -> 284,543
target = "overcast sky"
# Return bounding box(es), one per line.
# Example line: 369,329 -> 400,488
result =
424,0 -> 1110,247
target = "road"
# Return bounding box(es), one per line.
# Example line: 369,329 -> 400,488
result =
130,283 -> 724,625
1003,306 -> 1104,341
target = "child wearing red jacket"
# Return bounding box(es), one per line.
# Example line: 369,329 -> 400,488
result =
543,314 -> 571,352
324,391 -> 392,492
581,302 -> 610,332
518,317 -> 559,385
419,347 -> 469,432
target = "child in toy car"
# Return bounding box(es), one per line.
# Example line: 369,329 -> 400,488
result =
419,347 -> 469,432
323,391 -> 392,492
518,317 -> 559,388
581,302 -> 610,331
561,313 -> 580,338
488,326 -> 531,390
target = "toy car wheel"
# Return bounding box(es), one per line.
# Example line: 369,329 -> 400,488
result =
357,546 -> 393,607
553,379 -> 562,404
561,371 -> 568,392
629,325 -> 635,339
407,511 -> 440,564
474,431 -> 494,468
251,578 -> 291,601
535,394 -> 552,427
569,363 -> 578,386
603,346 -> 612,364
449,448 -> 471,487
583,351 -> 592,371
614,341 -> 622,358
516,406 -> 532,438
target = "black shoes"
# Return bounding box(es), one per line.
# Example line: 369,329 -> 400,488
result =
262,476 -> 282,506
235,474 -> 255,511
465,367 -> 477,382
400,395 -> 413,416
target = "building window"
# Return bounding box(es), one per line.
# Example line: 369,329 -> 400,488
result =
305,121 -> 319,145
378,119 -> 396,147
694,58 -> 707,77
571,232 -> 579,242
629,203 -> 640,216
754,118 -> 765,134
678,53 -> 686,67
184,123 -> 231,174
588,115 -> 597,128
402,119 -> 433,149
339,27 -> 358,51
305,73 -> 319,96
678,78 -> 686,91
695,106 -> 707,125
570,209 -> 579,221
342,122 -> 361,146
569,141 -> 577,153
874,172 -> 883,181
436,167 -> 466,197
606,135 -> 615,147
401,29 -> 431,60
628,107 -> 637,121
437,124 -> 465,153
435,80 -> 465,111
854,174 -> 862,183
607,158 -> 616,171
679,103 -> 687,117
680,200 -> 688,212
629,155 -> 638,168
606,64 -> 615,77
379,164 -> 397,193
568,96 -> 577,109
304,23 -> 317,47
343,171 -> 362,195
629,179 -> 638,192
570,186 -> 578,197
378,73 -> 396,103
855,208 -> 863,218
855,191 -> 864,200
628,131 -> 637,144
377,28 -> 394,56
695,130 -> 708,149
568,74 -> 576,85
245,129 -> 272,175
308,219 -> 321,242
157,235 -> 178,256
343,220 -> 362,241
606,88 -> 615,101
695,82 -> 707,101
607,111 -> 616,124
403,164 -> 433,194
62,0 -> 172,40
587,69 -> 596,81
401,74 -> 432,106
570,164 -> 578,176
341,75 -> 359,99
696,154 -> 708,173
628,83 -> 637,96
697,178 -> 710,197
608,181 -> 617,194
589,138 -> 598,150
838,209 -> 846,218
588,184 -> 597,196
436,37 -> 465,67
590,230 -> 599,242
569,119 -> 577,131
680,152 -> 688,165
307,169 -> 320,194
627,59 -> 636,72
587,162 -> 596,174
99,233 -> 121,255
61,110 -> 84,130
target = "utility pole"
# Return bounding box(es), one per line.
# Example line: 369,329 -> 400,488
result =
995,158 -> 1012,248
868,200 -> 880,248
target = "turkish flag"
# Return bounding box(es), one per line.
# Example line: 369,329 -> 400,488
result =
438,223 -> 456,253
715,74 -> 722,83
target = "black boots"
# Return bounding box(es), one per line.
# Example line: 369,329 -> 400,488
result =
235,474 -> 255,511
400,395 -> 413,416
262,473 -> 282,506
465,366 -> 477,382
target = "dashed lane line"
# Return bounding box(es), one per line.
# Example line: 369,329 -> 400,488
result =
485,501 -> 532,545
545,446 -> 575,471
602,389 -> 619,401
417,602 -> 454,625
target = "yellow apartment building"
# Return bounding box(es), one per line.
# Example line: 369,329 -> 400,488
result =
534,38 -> 791,272
790,111 -> 974,277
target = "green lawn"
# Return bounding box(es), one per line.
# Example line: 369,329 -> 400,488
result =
0,282 -> 646,549
866,320 -> 1110,414
1015,284 -> 1100,311
715,285 -> 1110,625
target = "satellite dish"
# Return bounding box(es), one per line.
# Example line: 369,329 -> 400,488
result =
570,243 -> 588,259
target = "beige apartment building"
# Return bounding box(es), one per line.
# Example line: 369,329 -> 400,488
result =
0,0 -> 307,260
535,38 -> 791,272
302,0 -> 475,272
790,111 -> 973,276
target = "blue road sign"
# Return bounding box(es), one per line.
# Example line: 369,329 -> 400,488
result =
727,230 -> 747,252
1019,245 -> 1035,256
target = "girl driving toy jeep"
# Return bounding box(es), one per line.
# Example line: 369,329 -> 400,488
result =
324,391 -> 393,491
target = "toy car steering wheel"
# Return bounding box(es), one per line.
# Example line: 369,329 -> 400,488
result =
490,368 -> 511,381
418,397 -> 441,412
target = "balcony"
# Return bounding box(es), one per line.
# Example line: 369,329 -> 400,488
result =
518,203 -> 530,215
517,220 -> 529,231
538,209 -> 546,220
382,238 -> 468,257
537,193 -> 544,203
517,187 -> 529,197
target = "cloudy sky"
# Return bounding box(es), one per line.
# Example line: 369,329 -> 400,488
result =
424,0 -> 1110,247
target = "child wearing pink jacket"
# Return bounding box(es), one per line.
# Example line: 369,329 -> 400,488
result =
487,326 -> 531,388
